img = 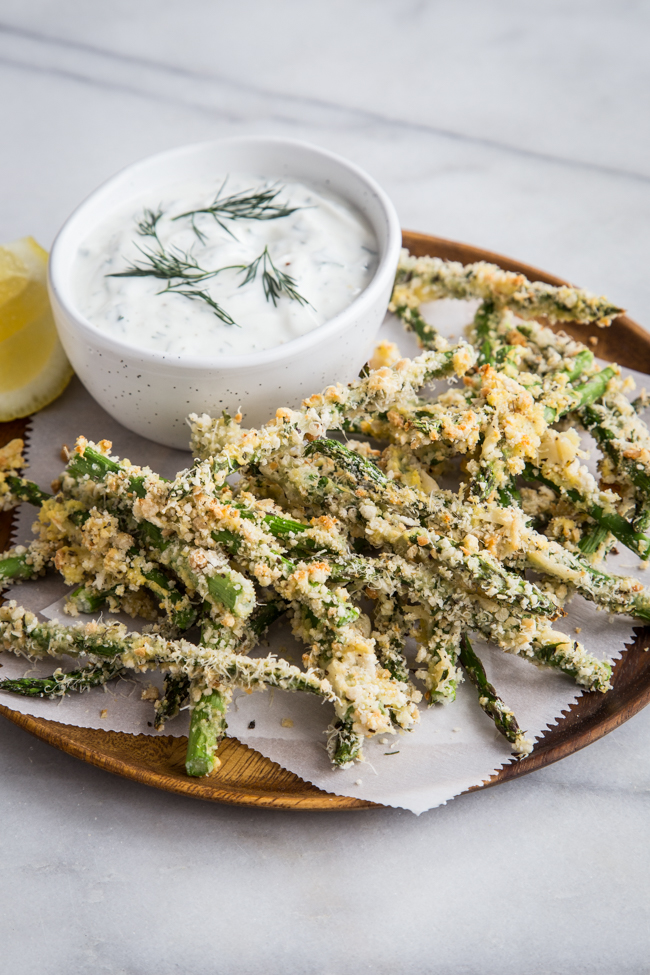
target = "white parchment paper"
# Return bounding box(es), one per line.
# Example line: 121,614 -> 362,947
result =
2,306 -> 647,814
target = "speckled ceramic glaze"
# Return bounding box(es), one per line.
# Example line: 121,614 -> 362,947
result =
48,137 -> 401,448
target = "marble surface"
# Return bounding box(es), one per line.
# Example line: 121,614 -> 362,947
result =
1,2 -> 650,971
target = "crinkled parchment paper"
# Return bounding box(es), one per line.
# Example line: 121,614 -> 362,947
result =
2,305 -> 647,814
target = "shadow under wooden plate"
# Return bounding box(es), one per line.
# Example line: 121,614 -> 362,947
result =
2,230 -> 650,811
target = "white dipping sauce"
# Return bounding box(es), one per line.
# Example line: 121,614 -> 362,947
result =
73,175 -> 378,357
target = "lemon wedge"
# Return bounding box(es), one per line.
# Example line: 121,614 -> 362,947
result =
0,236 -> 73,421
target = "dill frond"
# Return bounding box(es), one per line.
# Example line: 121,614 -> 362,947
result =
136,207 -> 163,243
108,244 -> 237,324
163,284 -> 238,327
109,243 -> 218,284
174,180 -> 302,241
235,246 -> 310,308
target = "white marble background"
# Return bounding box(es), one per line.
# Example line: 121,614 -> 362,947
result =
2,2 -> 650,972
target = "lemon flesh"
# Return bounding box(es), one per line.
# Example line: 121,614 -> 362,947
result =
0,237 -> 73,421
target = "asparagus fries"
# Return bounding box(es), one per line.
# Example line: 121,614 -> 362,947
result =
0,248 -> 646,780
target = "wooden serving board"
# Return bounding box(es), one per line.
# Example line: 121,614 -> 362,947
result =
2,230 -> 649,811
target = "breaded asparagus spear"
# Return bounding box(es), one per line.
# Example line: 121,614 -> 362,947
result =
391,250 -> 622,327
0,659 -> 125,698
0,601 -> 333,706
458,635 -> 533,758
182,600 -> 289,771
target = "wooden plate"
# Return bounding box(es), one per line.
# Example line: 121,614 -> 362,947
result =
2,230 -> 650,811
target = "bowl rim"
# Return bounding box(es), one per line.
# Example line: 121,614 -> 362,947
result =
48,135 -> 401,370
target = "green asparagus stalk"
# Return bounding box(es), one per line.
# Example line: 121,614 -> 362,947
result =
0,603 -> 334,703
581,403 -> 650,497
154,599 -> 287,731
140,567 -> 198,630
0,551 -> 35,584
371,593 -> 412,684
0,608 -> 133,662
472,300 -> 504,366
66,445 -> 151,499
327,708 -> 362,768
68,585 -> 115,614
392,251 -> 623,325
0,659 -> 124,698
466,356 -> 609,503
202,641 -> 338,698
416,628 -> 463,704
185,685 -> 229,776
2,475 -> 52,507
391,302 -> 438,349
578,523 -> 611,557
522,463 -> 650,561
184,608 -> 340,774
66,569 -> 196,631
0,538 -> 53,591
0,460 -> 201,630
331,550 -> 611,692
458,634 -> 532,757
338,358 -> 613,480
541,367 -> 618,425
154,673 -> 190,730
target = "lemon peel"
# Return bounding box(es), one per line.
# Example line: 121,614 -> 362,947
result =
0,237 -> 73,421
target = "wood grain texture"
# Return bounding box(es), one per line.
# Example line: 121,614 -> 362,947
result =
1,230 -> 649,810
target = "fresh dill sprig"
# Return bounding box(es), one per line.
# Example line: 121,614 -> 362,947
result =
136,207 -> 163,243
164,284 -> 237,326
235,246 -> 310,308
174,180 -> 302,242
108,244 -> 237,325
109,243 -> 218,284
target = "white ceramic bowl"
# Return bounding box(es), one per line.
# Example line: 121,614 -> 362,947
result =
48,137 -> 401,449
